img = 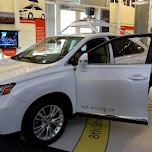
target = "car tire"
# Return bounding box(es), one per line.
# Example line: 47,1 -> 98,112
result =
41,14 -> 45,20
21,97 -> 68,146
28,13 -> 33,19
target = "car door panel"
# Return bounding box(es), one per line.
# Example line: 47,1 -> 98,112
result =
76,64 -> 151,124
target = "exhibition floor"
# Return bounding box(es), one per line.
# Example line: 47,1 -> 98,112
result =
1,91 -> 152,152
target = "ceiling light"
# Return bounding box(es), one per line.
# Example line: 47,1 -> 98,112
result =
132,0 -> 149,5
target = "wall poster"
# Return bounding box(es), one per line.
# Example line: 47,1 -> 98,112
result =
19,0 -> 46,51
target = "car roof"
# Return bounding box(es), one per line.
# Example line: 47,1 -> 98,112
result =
55,33 -> 147,50
56,33 -> 120,38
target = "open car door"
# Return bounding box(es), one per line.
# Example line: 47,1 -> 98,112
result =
76,33 -> 152,125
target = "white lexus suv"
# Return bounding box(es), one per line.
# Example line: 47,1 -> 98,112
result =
0,19 -> 151,145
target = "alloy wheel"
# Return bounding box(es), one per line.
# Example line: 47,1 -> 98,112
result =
33,105 -> 64,141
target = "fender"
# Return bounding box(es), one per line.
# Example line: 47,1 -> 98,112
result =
11,65 -> 77,114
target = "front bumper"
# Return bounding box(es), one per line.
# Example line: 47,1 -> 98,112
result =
0,94 -> 29,134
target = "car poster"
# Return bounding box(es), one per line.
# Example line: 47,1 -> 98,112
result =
110,0 -> 135,7
19,0 -> 46,43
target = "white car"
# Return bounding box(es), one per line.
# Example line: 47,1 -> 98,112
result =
0,19 -> 151,145
19,4 -> 45,19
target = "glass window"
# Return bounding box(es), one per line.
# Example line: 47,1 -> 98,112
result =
87,39 -> 109,64
69,39 -> 81,51
69,38 -> 109,65
61,10 -> 76,34
24,5 -> 33,9
109,37 -> 144,57
12,36 -> 83,64
35,6 -> 42,10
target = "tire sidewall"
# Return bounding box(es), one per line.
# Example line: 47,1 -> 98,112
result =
22,98 -> 68,145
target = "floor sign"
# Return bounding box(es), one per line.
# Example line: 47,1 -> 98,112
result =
49,90 -> 152,152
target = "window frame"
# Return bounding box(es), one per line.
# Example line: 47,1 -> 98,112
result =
108,36 -> 145,58
68,37 -> 110,66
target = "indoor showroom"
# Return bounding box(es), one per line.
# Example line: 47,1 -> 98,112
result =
1,0 -> 152,152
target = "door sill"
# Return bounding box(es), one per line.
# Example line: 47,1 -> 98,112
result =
76,112 -> 148,125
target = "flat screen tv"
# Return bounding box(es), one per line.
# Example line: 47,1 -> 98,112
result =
0,31 -> 18,48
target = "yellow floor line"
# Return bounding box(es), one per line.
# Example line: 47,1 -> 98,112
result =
148,104 -> 152,111
73,118 -> 110,152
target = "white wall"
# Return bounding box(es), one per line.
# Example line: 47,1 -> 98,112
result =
0,0 -> 20,30
110,3 -> 135,26
0,0 -> 14,12
110,2 -> 135,33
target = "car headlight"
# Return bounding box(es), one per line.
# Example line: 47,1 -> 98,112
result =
0,83 -> 16,96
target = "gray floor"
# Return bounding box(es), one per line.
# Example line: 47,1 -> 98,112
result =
107,112 -> 152,152
0,135 -> 67,152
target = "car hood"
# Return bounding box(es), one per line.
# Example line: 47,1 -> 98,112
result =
0,58 -> 49,84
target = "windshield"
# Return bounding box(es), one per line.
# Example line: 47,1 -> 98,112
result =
24,5 -> 33,9
12,36 -> 83,64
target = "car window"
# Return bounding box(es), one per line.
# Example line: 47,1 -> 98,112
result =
69,39 -> 81,51
87,39 -> 109,64
109,37 -> 144,57
68,38 -> 109,65
12,36 -> 83,64
35,6 -> 42,10
81,45 -> 87,52
24,5 -> 33,9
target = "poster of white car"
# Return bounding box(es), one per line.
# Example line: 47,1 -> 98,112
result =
19,3 -> 45,20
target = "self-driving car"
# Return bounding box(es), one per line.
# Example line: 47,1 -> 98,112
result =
0,19 -> 151,145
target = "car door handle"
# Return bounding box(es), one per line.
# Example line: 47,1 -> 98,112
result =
127,74 -> 148,81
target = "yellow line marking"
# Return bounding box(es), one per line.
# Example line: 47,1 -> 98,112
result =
148,104 -> 152,111
73,118 -> 110,152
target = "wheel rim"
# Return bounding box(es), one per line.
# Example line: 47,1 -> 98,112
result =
33,105 -> 64,141
42,14 -> 45,19
29,14 -> 32,19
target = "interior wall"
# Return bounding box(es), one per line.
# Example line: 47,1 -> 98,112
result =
110,3 -> 135,25
0,0 -> 20,59
0,0 -> 20,30
0,0 -> 14,12
110,2 -> 135,33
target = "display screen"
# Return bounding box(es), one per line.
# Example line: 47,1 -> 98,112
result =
0,31 -> 18,48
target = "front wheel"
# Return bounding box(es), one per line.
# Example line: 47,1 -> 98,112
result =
21,98 -> 68,145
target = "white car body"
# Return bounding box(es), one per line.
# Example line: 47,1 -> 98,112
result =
0,33 -> 150,134
0,19 -> 151,145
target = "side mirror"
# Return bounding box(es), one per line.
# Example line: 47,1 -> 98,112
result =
78,53 -> 88,65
